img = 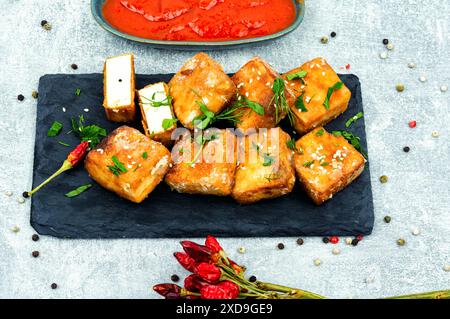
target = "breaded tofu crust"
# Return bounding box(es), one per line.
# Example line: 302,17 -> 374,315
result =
293,127 -> 365,205
103,54 -> 136,122
165,129 -> 237,196
282,57 -> 351,134
85,126 -> 171,203
169,53 -> 237,130
232,57 -> 296,130
232,128 -> 295,204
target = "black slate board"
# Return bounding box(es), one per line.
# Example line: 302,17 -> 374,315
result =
31,73 -> 374,239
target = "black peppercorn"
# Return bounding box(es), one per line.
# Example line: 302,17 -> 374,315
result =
296,238 -> 304,246
330,31 -> 337,38
351,239 -> 359,246
171,274 -> 180,282
71,64 -> 78,70
51,283 -> 58,290
249,276 -> 257,283
32,251 -> 40,258
17,94 -> 25,101
40,20 -> 48,27
22,191 -> 30,198
403,146 -> 410,153
384,216 -> 392,223
32,234 -> 40,242
322,237 -> 329,244
383,39 -> 389,45
277,243 -> 285,250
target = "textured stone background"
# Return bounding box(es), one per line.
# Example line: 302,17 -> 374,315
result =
0,0 -> 449,299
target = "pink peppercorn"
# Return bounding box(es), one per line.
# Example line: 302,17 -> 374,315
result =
329,236 -> 339,244
409,120 -> 417,128
356,235 -> 363,241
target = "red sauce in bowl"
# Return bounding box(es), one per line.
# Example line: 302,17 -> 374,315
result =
102,0 -> 297,42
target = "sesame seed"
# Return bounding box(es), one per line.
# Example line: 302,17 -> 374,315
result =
314,259 -> 322,266
379,52 -> 388,59
411,227 -> 421,236
17,197 -> 25,204
386,43 -> 394,50
4,191 -> 13,197
440,85 -> 448,92
32,91 -> 39,99
62,107 -> 66,112
84,108 -> 89,112
419,76 -> 427,82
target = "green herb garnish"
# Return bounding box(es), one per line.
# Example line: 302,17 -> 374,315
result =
270,78 -> 297,125
162,118 -> 178,130
142,152 -> 148,159
295,94 -> 308,112
75,88 -> 81,96
58,141 -> 70,147
65,184 -> 92,198
233,97 -> 265,116
303,160 -> 315,167
189,134 -> 219,166
47,121 -> 63,137
320,162 -> 329,167
141,92 -> 173,107
323,82 -> 343,110
286,70 -> 307,81
262,153 -> 275,167
332,130 -> 368,159
345,112 -> 364,128
316,129 -> 325,137
108,155 -> 128,176
71,115 -> 107,147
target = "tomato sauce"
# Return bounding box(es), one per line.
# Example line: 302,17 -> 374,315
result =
102,0 -> 297,42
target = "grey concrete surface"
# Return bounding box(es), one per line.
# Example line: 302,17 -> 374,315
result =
0,0 -> 449,299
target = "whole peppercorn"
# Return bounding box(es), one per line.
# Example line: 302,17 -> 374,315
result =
397,239 -> 406,246
329,236 -> 339,244
32,251 -> 40,258
382,39 -> 389,45
356,235 -> 363,241
322,237 -> 330,244
171,274 -> 180,283
249,276 -> 257,283
296,238 -> 304,246
71,64 -> 78,70
17,94 -> 25,101
330,31 -> 337,38
403,146 -> 410,153
351,239 -> 359,246
379,175 -> 388,183
277,243 -> 285,250
32,234 -> 40,242
384,216 -> 392,223
238,246 -> 246,254
409,120 -> 417,128
40,20 -> 48,27
22,191 -> 30,198
314,259 -> 322,266
32,91 -> 39,99
42,22 -> 52,31
396,84 -> 405,92
51,283 -> 58,290
320,36 -> 329,44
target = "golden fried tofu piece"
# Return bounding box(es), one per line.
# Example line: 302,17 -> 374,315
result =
85,126 -> 171,203
232,57 -> 296,130
293,127 -> 365,205
169,53 -> 237,130
103,54 -> 136,122
165,129 -> 237,196
282,57 -> 351,134
232,127 -> 295,204
138,82 -> 176,147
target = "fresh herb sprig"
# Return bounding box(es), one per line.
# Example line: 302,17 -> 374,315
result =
47,121 -> 63,137
71,115 -> 107,147
189,133 -> 219,166
345,112 -> 364,128
162,118 -> 178,131
286,138 -> 302,154
141,92 -> 173,108
323,82 -> 343,110
332,130 -> 368,159
65,184 -> 92,198
108,155 -> 128,176
270,78 -> 296,125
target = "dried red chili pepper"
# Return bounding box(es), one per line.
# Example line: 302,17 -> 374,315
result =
153,283 -> 182,297
218,281 -> 240,299
200,285 -> 233,299
195,262 -> 222,283
181,241 -> 214,263
228,259 -> 244,274
174,252 -> 197,272
205,235 -> 223,253
184,274 -> 209,292
26,141 -> 90,197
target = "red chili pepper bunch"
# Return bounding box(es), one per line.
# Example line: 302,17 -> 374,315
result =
153,235 -> 324,300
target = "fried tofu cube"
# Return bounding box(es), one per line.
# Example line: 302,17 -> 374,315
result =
282,57 -> 351,134
232,57 -> 296,130
169,53 -> 236,130
293,127 -> 365,205
232,127 -> 295,204
103,54 -> 136,122
138,82 -> 177,147
85,126 -> 171,203
165,129 -> 237,196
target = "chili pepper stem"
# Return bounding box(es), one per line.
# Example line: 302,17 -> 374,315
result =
222,273 -> 268,298
256,281 -> 326,299
28,160 -> 73,197
219,251 -> 230,266
386,290 -> 450,299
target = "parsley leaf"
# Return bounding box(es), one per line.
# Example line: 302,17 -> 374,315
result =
142,152 -> 148,159
71,115 -> 107,147
295,94 -> 308,112
332,130 -> 368,159
65,184 -> 92,198
47,121 -> 63,137
162,118 -> 178,130
316,129 -> 325,137
262,153 -> 275,167
345,112 -> 364,128
141,92 -> 172,107
303,160 -> 315,167
75,88 -> 81,96
323,82 -> 343,110
108,156 -> 128,176
286,70 -> 307,81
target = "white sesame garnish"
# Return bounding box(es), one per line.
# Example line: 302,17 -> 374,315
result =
322,71 -> 326,76
332,248 -> 341,255
386,43 -> 394,50
4,191 -> 13,197
256,76 -> 261,81
379,52 -> 388,59
84,108 -> 89,112
419,75 -> 427,82
411,227 -> 421,236
408,62 -> 416,69
127,155 -> 132,159
62,107 -> 66,113
431,131 -> 440,137
237,82 -> 244,88
440,85 -> 448,92
249,78 -> 253,84
245,92 -> 249,97
314,259 -> 322,266
17,197 -> 25,204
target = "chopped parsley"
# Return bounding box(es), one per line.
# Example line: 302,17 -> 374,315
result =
58,141 -> 70,147
303,160 -> 315,168
271,78 -> 292,124
162,118 -> 178,130
189,133 -> 219,166
286,70 -> 307,81
75,88 -> 81,96
108,156 -> 128,176
316,129 -> 325,137
332,130 -> 368,159
323,82 -> 343,110
320,162 -> 329,167
65,184 -> 92,198
141,92 -> 172,107
71,115 -> 107,147
47,121 -> 63,137
142,152 -> 148,159
345,112 -> 364,128
262,153 -> 275,167
295,94 -> 308,112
